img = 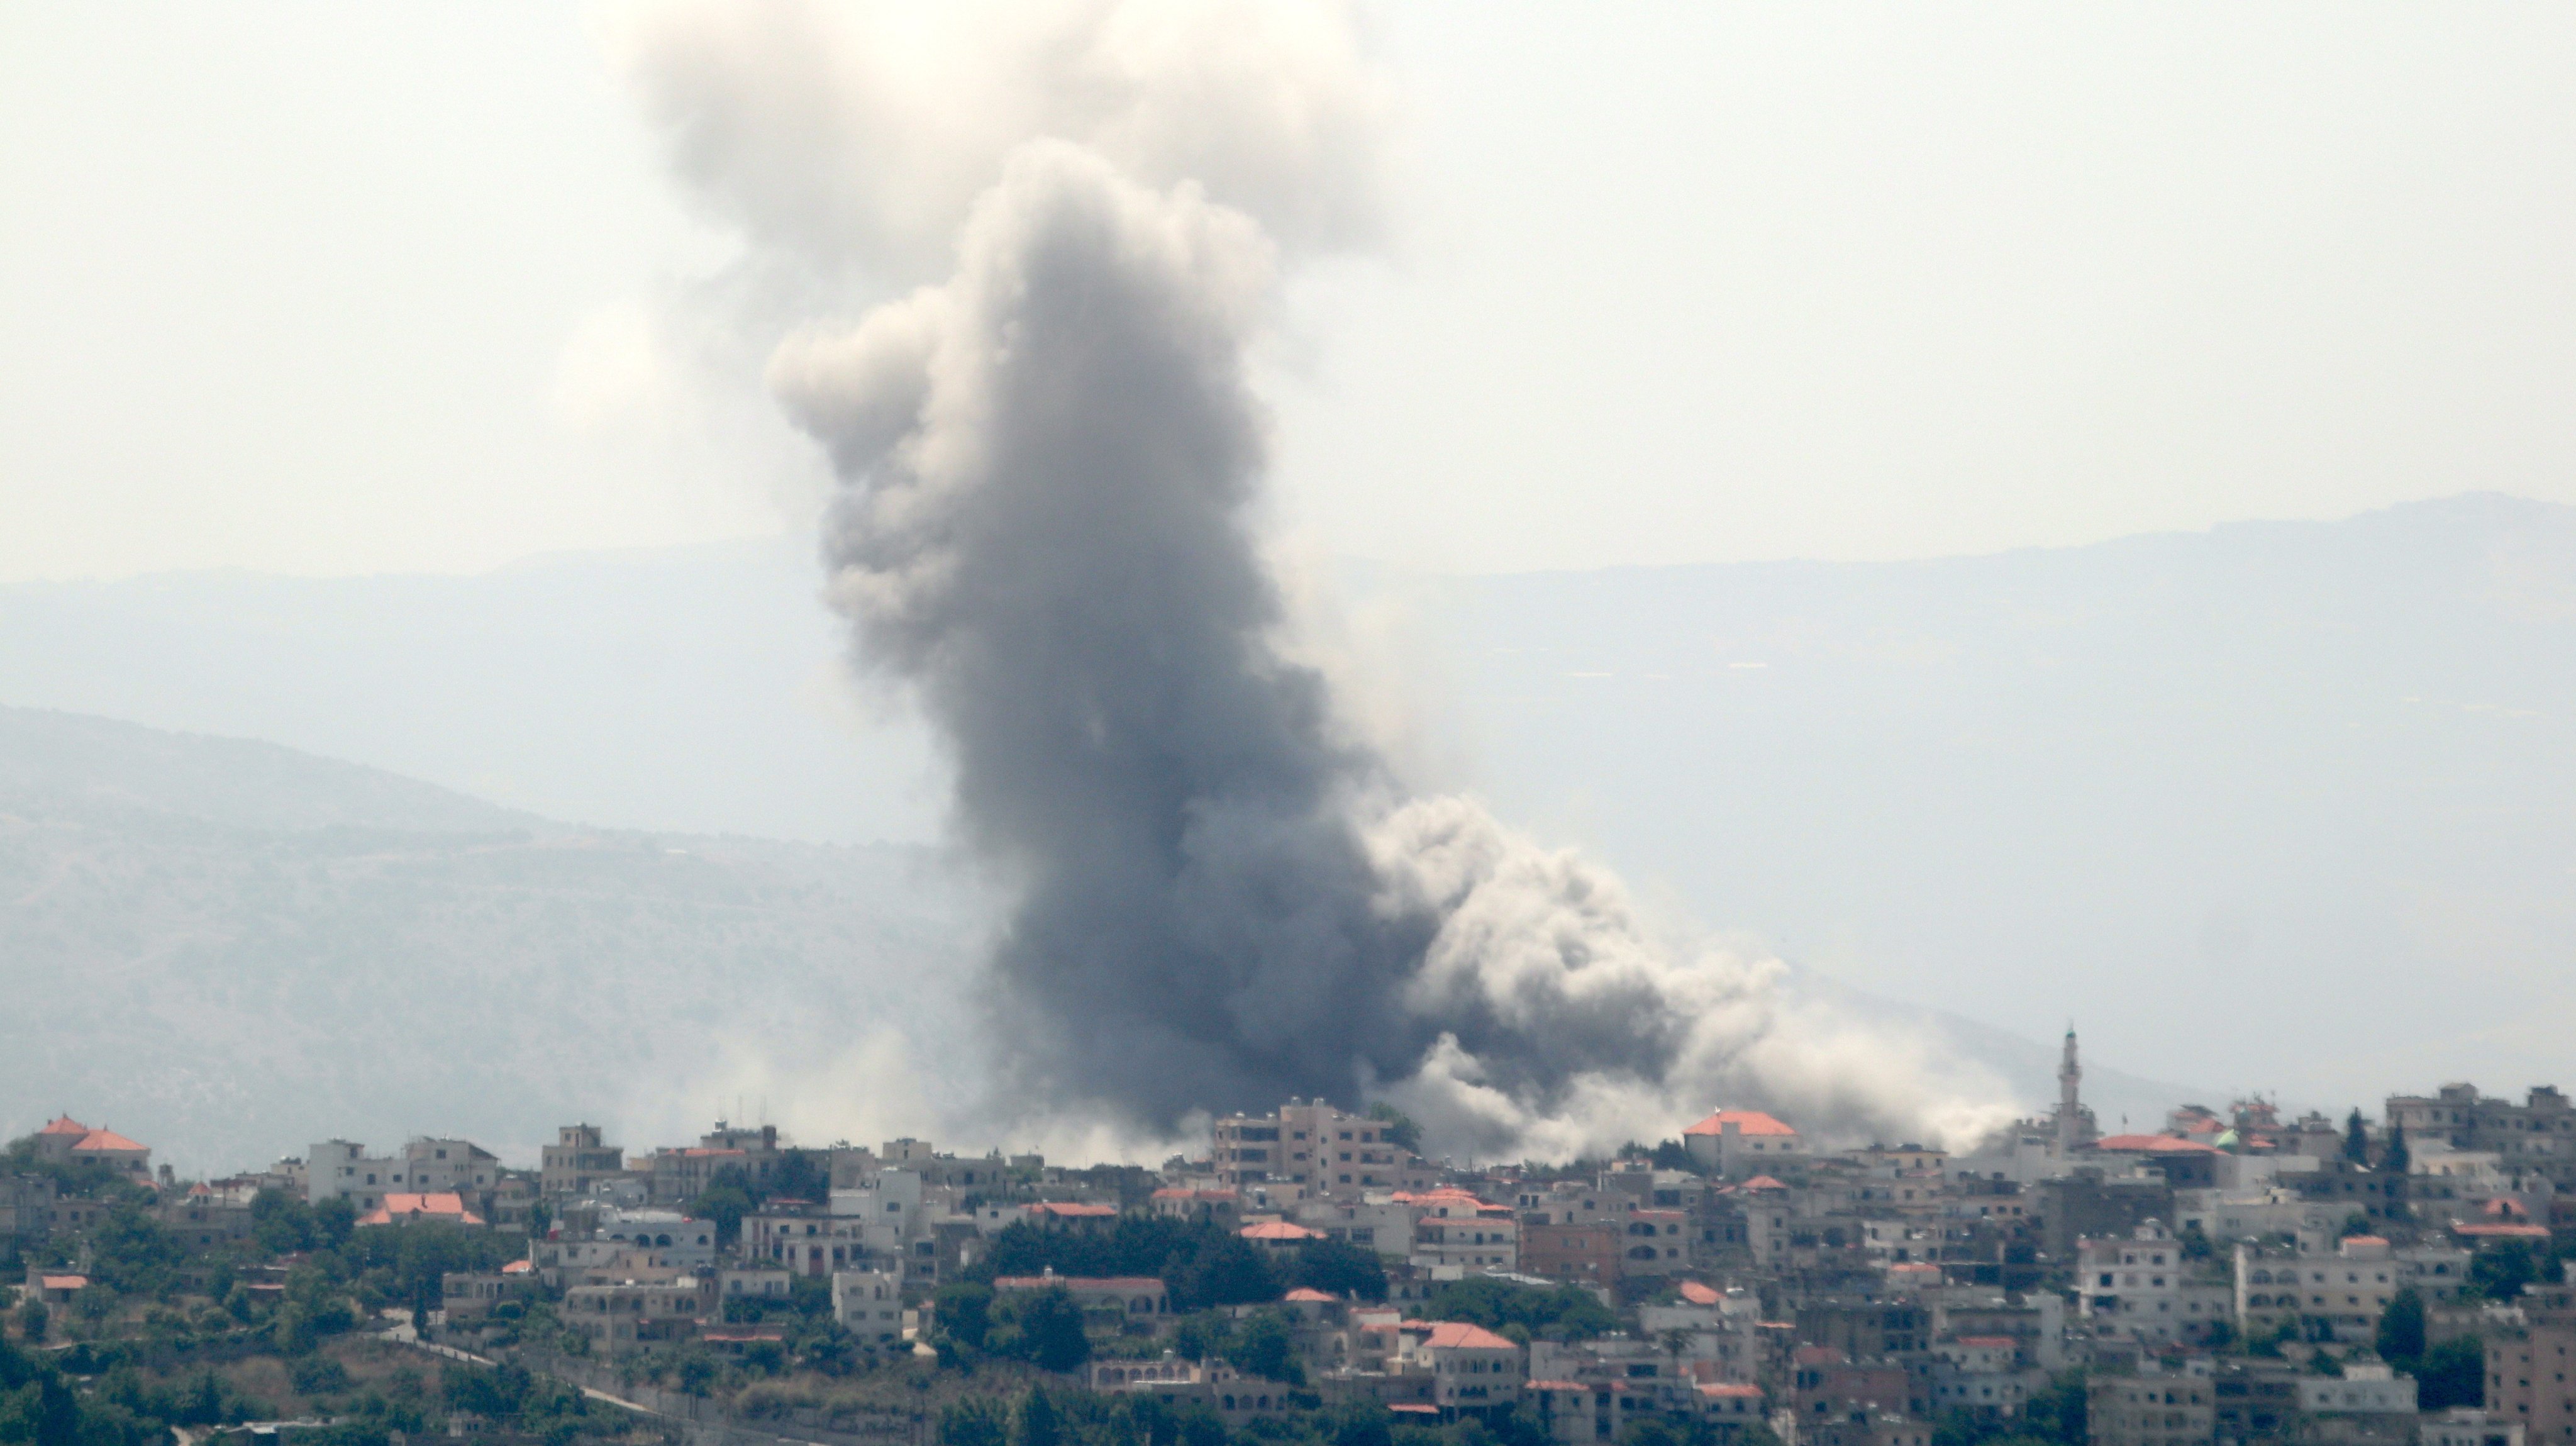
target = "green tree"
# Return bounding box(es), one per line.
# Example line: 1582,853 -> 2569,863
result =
2376,1287 -> 2427,1365
1289,1240 -> 1388,1301
940,1398 -> 1010,1446
16,1299 -> 46,1343
251,1191 -> 319,1255
935,1283 -> 994,1350
1014,1287 -> 1091,1373
1424,1277 -> 1618,1341
1367,1104 -> 1423,1154
2344,1110 -> 2370,1164
2022,1371 -> 2089,1446
2384,1124 -> 2411,1176
1233,1311 -> 1302,1384
313,1195 -> 357,1247
2471,1243 -> 2538,1303
1014,1389 -> 1062,1446
686,1185 -> 755,1250
2419,1337 -> 2485,1410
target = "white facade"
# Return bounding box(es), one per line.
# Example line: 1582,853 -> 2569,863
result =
831,1269 -> 906,1345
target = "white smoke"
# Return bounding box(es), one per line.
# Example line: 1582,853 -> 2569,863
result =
610,0 -> 2017,1159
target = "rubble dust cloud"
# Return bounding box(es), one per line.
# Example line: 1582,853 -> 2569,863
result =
611,0 -> 2016,1158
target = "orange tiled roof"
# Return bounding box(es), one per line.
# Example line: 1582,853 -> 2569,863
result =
38,1116 -> 90,1137
1699,1384 -> 1765,1399
1682,1110 -> 1796,1138
1282,1287 -> 1338,1302
1677,1281 -> 1721,1306
40,1274 -> 89,1290
1423,1321 -> 1518,1352
357,1192 -> 486,1226
1740,1175 -> 1789,1191
73,1129 -> 148,1153
1241,1220 -> 1323,1241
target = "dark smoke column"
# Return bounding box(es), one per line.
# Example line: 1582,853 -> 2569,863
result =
774,145 -> 1436,1126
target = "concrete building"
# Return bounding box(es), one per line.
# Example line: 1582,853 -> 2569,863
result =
541,1125 -> 625,1199
1682,1110 -> 1804,1177
830,1268 -> 906,1347
2075,1222 -> 2232,1345
2088,1371 -> 2215,1446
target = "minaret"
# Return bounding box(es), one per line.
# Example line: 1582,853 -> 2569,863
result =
2056,1025 -> 2083,1157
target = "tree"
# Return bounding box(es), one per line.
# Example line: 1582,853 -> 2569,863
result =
687,1185 -> 755,1250
1013,1287 -> 1091,1373
2344,1110 -> 2371,1164
2384,1124 -> 2411,1176
16,1299 -> 46,1343
1290,1239 -> 1388,1301
1367,1104 -> 1423,1154
2470,1243 -> 2538,1303
2022,1371 -> 2089,1446
936,1283 -> 994,1350
313,1195 -> 357,1247
2376,1287 -> 2426,1365
1232,1311 -> 1302,1384
940,1398 -> 1009,1446
1014,1389 -> 1062,1446
2419,1337 -> 2485,1410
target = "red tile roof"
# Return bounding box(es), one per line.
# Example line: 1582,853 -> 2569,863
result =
1677,1281 -> 1721,1306
356,1192 -> 486,1226
1025,1201 -> 1118,1218
1242,1221 -> 1323,1242
1682,1110 -> 1797,1138
1699,1384 -> 1765,1399
1423,1321 -> 1519,1352
72,1129 -> 147,1154
38,1116 -> 90,1137
1740,1175 -> 1789,1191
2454,1223 -> 2552,1240
1283,1288 -> 1338,1302
39,1275 -> 89,1290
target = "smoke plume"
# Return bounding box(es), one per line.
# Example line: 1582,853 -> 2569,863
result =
614,0 -> 2014,1157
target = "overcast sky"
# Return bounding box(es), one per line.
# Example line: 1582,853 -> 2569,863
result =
5,3 -> 2573,583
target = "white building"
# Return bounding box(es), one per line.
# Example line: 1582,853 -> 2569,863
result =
831,1268 -> 906,1347
2076,1221 -> 2233,1344
1682,1111 -> 1804,1177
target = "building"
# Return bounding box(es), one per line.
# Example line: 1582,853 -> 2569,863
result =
307,1138 -> 500,1213
2088,1372 -> 2215,1446
1418,1321 -> 1523,1418
2484,1287 -> 2576,1446
562,1277 -> 716,1354
32,1117 -> 152,1181
2235,1235 -> 2472,1344
355,1192 -> 487,1227
1521,1219 -> 1623,1285
1405,1189 -> 1520,1274
2422,1410 -> 2525,1446
830,1269 -> 906,1347
541,1125 -> 625,1199
1681,1111 -> 1803,1177
2075,1222 -> 2232,1345
1213,1099 -> 1436,1201
2387,1087 -> 2576,1189
991,1271 -> 1169,1320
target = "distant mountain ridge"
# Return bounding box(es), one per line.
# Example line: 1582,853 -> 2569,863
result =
3,492 -> 2568,1118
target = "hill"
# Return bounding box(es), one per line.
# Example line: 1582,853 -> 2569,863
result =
0,706 -> 982,1174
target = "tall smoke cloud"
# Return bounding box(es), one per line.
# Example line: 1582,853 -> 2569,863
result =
613,0 -> 2015,1157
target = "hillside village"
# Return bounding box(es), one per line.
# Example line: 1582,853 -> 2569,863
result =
9,1040 -> 2576,1446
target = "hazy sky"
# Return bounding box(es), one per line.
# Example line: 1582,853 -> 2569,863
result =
6,3 -> 2574,583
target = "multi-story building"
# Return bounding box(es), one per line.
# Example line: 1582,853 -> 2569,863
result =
2484,1286 -> 2576,1446
1521,1218 -> 1622,1285
2388,1087 -> 2576,1188
830,1268 -> 906,1347
306,1138 -> 500,1214
541,1125 -> 625,1199
2075,1222 -> 2233,1346
1681,1110 -> 1803,1177
1213,1099 -> 1437,1201
2234,1235 -> 2472,1343
2087,1371 -> 2215,1446
1407,1189 -> 1519,1274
